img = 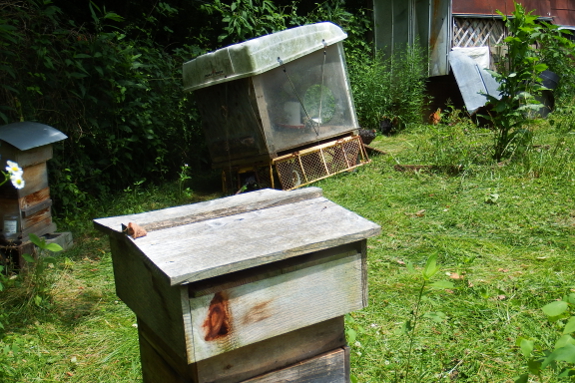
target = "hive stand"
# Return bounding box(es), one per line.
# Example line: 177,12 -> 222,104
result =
94,187 -> 380,382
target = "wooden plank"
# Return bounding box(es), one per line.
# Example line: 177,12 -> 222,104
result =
131,195 -> 380,285
93,187 -> 323,236
138,316 -> 346,383
21,207 -> 51,230
21,198 -> 52,218
0,162 -> 49,199
139,322 -> 193,383
0,144 -> 52,168
241,347 -> 349,383
251,75 -> 277,157
187,253 -> 364,362
187,244 -> 361,298
195,317 -> 346,383
18,187 -> 51,211
107,232 -> 191,363
21,221 -> 56,240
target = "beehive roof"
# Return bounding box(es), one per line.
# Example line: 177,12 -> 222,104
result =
94,187 -> 380,285
0,122 -> 67,151
182,22 -> 347,92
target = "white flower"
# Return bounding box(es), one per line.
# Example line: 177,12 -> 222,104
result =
6,160 -> 23,176
10,173 -> 25,189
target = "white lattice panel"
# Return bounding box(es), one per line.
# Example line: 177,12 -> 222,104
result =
453,18 -> 506,48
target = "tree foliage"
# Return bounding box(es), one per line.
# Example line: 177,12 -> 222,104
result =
0,0 -> 377,214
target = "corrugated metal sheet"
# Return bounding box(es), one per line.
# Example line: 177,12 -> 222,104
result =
453,0 -> 552,17
551,0 -> 575,27
429,0 -> 451,76
374,0 -> 450,77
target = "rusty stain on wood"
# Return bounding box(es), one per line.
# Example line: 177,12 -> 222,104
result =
242,299 -> 272,325
203,292 -> 231,341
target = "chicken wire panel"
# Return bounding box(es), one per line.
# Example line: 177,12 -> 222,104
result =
453,18 -> 506,48
275,157 -> 305,190
274,136 -> 368,190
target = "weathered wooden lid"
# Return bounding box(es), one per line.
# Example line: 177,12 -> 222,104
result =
94,187 -> 380,286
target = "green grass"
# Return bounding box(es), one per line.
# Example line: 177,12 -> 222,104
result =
1,113 -> 575,382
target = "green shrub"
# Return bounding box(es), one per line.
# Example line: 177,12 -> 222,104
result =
0,1 -> 205,214
483,2 -> 575,161
347,43 -> 428,132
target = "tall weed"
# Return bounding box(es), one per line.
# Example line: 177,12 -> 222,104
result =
348,44 -> 428,131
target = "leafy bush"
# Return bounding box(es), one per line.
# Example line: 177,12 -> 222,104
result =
516,294 -> 575,382
535,21 -> 575,103
347,44 -> 428,132
0,0 -> 205,214
483,2 -> 575,161
0,0 -> 382,214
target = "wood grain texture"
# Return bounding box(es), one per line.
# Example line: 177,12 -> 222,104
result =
139,196 -> 379,285
187,244 -> 361,298
0,162 -> 49,199
94,187 -> 323,236
138,316 -> 346,383
0,144 -> 52,168
21,198 -> 52,218
108,232 -> 191,363
187,253 -> 364,362
241,347 -> 349,383
18,187 -> 50,210
21,207 -> 51,230
21,221 -> 56,240
194,317 -> 346,382
251,75 -> 276,157
139,324 -> 193,383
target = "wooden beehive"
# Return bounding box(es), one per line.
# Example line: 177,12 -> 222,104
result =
183,23 -> 369,192
0,122 -> 67,244
94,187 -> 380,382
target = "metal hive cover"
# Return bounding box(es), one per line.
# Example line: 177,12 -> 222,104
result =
0,122 -> 67,151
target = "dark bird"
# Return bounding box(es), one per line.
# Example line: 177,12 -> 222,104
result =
379,116 -> 398,136
358,128 -> 377,145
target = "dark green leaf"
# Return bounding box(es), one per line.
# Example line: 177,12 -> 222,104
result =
22,254 -> 35,263
542,343 -> 575,369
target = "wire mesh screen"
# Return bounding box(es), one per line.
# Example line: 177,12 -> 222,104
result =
274,136 -> 369,190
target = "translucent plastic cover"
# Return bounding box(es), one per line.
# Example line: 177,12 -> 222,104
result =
255,43 -> 358,152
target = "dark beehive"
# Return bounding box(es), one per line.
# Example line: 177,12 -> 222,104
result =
0,122 -> 67,243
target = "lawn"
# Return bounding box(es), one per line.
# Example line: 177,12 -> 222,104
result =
1,111 -> 575,382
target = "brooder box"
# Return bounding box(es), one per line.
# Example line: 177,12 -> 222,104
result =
94,187 -> 380,382
0,122 -> 67,244
183,22 -> 368,192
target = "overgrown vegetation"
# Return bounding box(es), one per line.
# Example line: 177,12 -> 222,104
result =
0,0 -> 207,215
0,106 -> 574,381
483,2 -> 575,161
348,43 -> 428,132
0,0 -> 386,215
2,0 -> 575,382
